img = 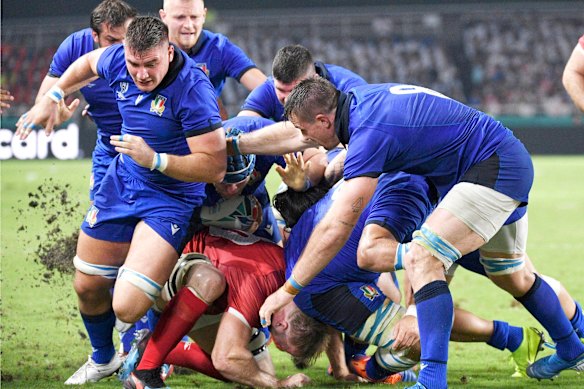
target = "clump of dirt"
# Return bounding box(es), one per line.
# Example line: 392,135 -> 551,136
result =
16,178 -> 83,281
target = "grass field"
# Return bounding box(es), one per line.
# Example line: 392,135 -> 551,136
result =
1,157 -> 583,388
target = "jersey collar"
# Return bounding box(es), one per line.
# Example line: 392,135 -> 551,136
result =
186,30 -> 209,56
314,61 -> 330,81
334,91 -> 352,147
151,43 -> 185,93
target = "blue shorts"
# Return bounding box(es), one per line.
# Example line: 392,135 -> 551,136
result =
81,156 -> 204,253
295,282 -> 385,334
89,140 -> 117,201
461,137 -> 533,205
365,173 -> 437,243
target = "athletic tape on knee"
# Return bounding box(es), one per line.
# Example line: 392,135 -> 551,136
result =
73,255 -> 120,279
479,255 -> 525,276
115,318 -> 134,333
375,346 -> 418,373
117,266 -> 162,302
394,243 -> 409,270
540,275 -> 562,296
162,252 -> 211,302
411,225 -> 461,271
249,327 -> 270,360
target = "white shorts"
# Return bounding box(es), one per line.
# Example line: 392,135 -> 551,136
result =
437,182 -> 520,242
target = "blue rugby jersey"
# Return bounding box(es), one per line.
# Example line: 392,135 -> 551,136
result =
286,173 -> 434,332
49,28 -> 122,155
185,30 -> 258,97
337,83 -> 533,203
96,43 -> 221,198
241,62 -> 367,121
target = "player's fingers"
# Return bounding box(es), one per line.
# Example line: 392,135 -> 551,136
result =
304,160 -> 311,172
275,165 -> 286,177
68,98 -> 81,112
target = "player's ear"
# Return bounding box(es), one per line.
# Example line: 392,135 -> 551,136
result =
168,44 -> 175,62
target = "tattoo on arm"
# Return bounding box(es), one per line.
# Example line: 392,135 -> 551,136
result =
351,197 -> 364,213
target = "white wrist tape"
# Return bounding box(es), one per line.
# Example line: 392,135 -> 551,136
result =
46,86 -> 65,103
150,152 -> 169,172
405,305 -> 417,317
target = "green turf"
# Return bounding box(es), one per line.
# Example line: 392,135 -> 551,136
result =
1,157 -> 583,388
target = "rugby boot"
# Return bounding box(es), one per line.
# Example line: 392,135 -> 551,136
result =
64,353 -> 122,385
510,327 -> 545,377
527,351 -> 584,379
351,355 -> 417,384
124,368 -> 168,389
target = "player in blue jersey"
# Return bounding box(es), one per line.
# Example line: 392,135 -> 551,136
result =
268,176 -> 544,384
159,0 -> 266,117
33,0 -> 137,202
16,16 -> 227,385
256,78 -> 584,387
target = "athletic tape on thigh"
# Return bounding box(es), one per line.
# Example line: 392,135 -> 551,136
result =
117,266 -> 162,302
374,346 -> 418,373
540,275 -> 562,296
73,255 -> 120,279
479,255 -> 525,276
411,225 -> 461,270
352,299 -> 402,348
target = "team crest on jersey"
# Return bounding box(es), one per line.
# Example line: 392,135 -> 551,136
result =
150,95 -> 167,116
117,82 -> 129,100
360,285 -> 379,301
85,205 -> 99,228
247,169 -> 261,186
196,63 -> 210,77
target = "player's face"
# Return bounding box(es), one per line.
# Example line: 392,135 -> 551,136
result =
160,0 -> 207,52
93,21 -> 131,48
214,176 -> 250,199
274,79 -> 301,105
290,113 -> 339,150
125,43 -> 174,93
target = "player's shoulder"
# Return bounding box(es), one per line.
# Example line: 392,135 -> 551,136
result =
60,28 -> 95,50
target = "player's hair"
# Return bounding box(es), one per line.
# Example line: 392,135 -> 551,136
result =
90,0 -> 137,34
125,16 -> 170,53
272,45 -> 314,84
287,309 -> 330,369
284,77 -> 339,123
273,182 -> 330,229
162,0 -> 205,8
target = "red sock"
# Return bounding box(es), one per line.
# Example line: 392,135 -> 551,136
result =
166,341 -> 227,381
138,287 -> 208,370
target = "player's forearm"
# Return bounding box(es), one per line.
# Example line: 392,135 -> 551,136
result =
35,76 -> 59,104
214,350 -> 279,388
563,72 -> 584,112
235,121 -> 317,155
50,51 -> 101,98
325,329 -> 351,378
164,151 -> 226,183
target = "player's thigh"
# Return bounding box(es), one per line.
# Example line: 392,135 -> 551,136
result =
113,221 -> 179,320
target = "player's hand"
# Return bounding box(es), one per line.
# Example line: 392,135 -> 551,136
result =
277,372 -> 311,388
56,99 -> 80,124
391,314 -> 419,351
0,89 -> 14,113
15,96 -> 60,140
331,367 -> 366,383
259,287 -> 294,327
275,152 -> 312,192
81,104 -> 92,119
110,134 -> 156,169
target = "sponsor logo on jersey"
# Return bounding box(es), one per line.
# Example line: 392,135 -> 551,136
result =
85,205 -> 99,228
150,95 -> 168,116
171,223 -> 180,236
135,94 -> 144,105
360,285 -> 379,301
116,82 -> 129,100
196,62 -> 210,77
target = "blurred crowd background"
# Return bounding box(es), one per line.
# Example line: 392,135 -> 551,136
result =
1,0 -> 582,155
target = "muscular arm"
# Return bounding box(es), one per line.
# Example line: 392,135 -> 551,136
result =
231,121 -> 318,155
357,223 -> 400,272
212,312 -> 307,388
239,68 -> 267,91
563,43 -> 584,112
166,127 -> 227,183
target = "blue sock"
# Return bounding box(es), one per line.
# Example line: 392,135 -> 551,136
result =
344,336 -> 368,364
120,324 -> 136,354
570,301 -> 584,339
487,321 -> 523,352
146,308 -> 161,331
517,275 -> 584,361
365,356 -> 392,380
415,280 -> 452,389
81,310 -> 116,364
